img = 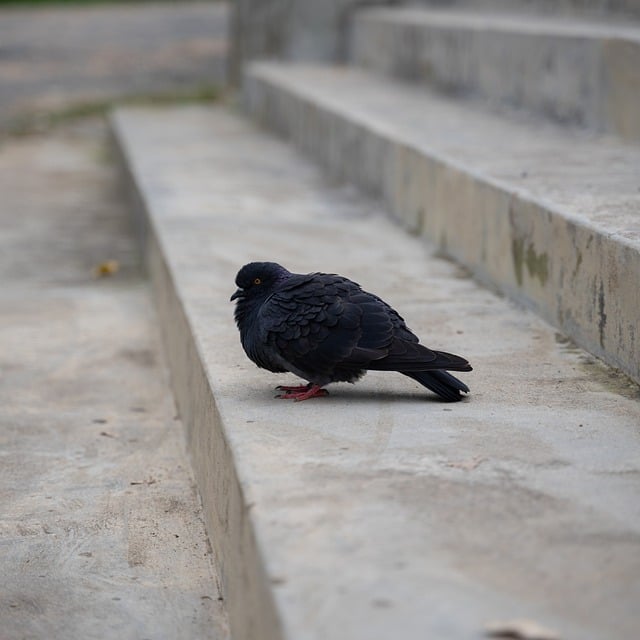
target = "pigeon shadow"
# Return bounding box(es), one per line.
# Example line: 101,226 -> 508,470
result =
272,386 -> 457,405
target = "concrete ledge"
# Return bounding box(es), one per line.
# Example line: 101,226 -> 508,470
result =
411,0 -> 640,20
243,62 -> 640,384
351,7 -> 640,140
111,104 -> 640,640
227,0 -> 640,86
112,112 -> 283,640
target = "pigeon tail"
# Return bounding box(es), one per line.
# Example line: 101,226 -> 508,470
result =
402,369 -> 470,402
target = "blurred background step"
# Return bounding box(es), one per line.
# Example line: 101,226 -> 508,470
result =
0,2 -> 229,134
351,6 -> 640,140
243,61 -> 640,384
410,0 -> 640,20
111,103 -> 640,640
228,0 -> 640,81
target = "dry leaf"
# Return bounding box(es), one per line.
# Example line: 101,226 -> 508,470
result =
93,259 -> 119,278
484,618 -> 560,640
445,456 -> 485,471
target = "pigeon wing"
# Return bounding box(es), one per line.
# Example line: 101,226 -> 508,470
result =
358,292 -> 471,372
259,273 -> 470,379
258,274 -> 390,381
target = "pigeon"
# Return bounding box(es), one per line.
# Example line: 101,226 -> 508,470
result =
231,262 -> 472,402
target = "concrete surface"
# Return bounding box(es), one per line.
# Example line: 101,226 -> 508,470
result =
0,2 -> 229,132
351,7 -> 640,140
228,0 -> 640,84
0,118 -> 229,640
229,0 -> 376,82
113,104 -> 640,640
414,0 -> 640,19
243,62 -> 640,385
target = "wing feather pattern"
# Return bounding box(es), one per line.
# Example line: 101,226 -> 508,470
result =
258,273 -> 471,385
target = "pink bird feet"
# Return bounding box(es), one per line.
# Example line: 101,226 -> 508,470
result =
275,383 -> 329,401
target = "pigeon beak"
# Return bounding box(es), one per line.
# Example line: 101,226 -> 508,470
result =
230,288 -> 244,302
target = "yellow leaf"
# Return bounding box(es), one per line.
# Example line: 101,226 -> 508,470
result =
93,260 -> 120,278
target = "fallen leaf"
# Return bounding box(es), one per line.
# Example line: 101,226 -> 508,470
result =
445,456 -> 485,471
93,259 -> 119,278
484,618 -> 560,640
99,431 -> 116,438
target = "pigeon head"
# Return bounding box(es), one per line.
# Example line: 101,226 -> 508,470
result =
230,262 -> 291,303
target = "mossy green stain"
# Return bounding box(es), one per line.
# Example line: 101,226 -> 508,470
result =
525,243 -> 549,286
512,237 -> 549,287
512,237 -> 525,286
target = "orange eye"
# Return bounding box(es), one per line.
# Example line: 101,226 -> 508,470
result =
253,278 -> 262,285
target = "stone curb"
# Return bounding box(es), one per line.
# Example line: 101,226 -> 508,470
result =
110,110 -> 284,640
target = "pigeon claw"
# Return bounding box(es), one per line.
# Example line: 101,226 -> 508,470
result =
275,384 -> 329,401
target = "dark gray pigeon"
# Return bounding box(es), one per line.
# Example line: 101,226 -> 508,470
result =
231,262 -> 472,401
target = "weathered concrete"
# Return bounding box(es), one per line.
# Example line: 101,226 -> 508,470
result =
0,119 -> 229,639
113,104 -> 640,640
0,2 -> 229,132
228,0 -> 640,84
352,7 -> 640,140
243,62 -> 640,384
228,0 -> 387,83
413,0 -> 640,19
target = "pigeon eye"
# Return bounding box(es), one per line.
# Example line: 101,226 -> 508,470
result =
253,277 -> 262,285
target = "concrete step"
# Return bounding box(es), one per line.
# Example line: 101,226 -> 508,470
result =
0,119 -> 229,640
350,7 -> 640,140
243,61 -> 640,385
411,0 -> 640,20
111,104 -> 640,640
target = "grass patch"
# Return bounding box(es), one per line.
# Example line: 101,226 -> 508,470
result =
3,84 -> 222,138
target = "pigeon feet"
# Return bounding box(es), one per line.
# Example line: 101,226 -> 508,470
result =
276,383 -> 329,401
276,383 -> 313,393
